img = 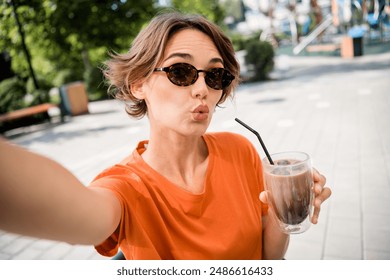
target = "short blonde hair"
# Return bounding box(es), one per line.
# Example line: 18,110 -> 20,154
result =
104,12 -> 240,118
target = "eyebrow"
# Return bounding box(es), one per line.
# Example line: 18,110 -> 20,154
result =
164,52 -> 224,65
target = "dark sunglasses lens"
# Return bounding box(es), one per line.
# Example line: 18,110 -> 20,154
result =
168,64 -> 197,86
222,70 -> 234,89
206,68 -> 234,90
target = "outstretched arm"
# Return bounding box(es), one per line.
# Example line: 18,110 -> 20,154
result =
0,138 -> 121,246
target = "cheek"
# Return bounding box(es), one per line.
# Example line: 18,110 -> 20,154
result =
144,76 -> 172,102
145,82 -> 189,116
211,91 -> 224,106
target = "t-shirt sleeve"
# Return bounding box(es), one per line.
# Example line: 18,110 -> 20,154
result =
88,165 -> 141,257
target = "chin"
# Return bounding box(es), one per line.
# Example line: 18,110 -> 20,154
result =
183,122 -> 209,137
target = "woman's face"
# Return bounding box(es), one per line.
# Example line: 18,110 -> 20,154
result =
135,29 -> 225,138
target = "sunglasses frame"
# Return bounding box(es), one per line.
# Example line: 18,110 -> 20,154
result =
154,63 -> 234,90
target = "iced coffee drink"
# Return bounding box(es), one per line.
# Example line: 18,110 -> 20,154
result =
263,152 -> 314,234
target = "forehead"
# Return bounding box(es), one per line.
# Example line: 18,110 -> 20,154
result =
163,29 -> 222,62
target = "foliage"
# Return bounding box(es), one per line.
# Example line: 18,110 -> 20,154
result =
28,89 -> 50,106
170,0 -> 225,25
26,75 -> 51,93
221,0 -> 244,23
0,76 -> 51,132
244,36 -> 275,81
26,76 -> 51,105
83,65 -> 107,101
0,51 -> 14,81
0,0 -> 157,103
0,76 -> 27,114
230,33 -> 247,51
51,69 -> 81,88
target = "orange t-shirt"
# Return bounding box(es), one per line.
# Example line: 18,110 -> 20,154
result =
90,132 -> 267,259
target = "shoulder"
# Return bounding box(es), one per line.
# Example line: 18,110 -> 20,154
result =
89,164 -> 143,193
89,145 -> 148,195
92,164 -> 139,182
205,131 -> 250,144
90,142 -> 147,188
204,131 -> 260,162
205,131 -> 255,152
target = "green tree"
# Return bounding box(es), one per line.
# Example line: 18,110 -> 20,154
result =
45,0 -> 156,71
171,0 -> 225,24
0,0 -> 157,99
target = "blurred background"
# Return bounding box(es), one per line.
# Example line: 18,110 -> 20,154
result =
0,0 -> 389,260
1,0 -> 389,133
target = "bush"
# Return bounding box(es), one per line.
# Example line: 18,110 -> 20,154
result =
28,89 -> 51,106
26,76 -> 52,93
52,69 -> 82,88
83,66 -> 108,101
26,77 -> 51,105
244,38 -> 275,81
0,77 -> 53,133
230,33 -> 246,51
0,77 -> 26,114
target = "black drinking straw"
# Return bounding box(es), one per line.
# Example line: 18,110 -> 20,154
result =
235,118 -> 274,165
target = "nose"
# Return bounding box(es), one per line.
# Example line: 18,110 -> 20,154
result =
191,73 -> 208,99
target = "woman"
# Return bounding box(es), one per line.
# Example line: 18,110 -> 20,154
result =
0,12 -> 331,260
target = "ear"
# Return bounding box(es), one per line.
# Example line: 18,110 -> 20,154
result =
130,81 -> 146,100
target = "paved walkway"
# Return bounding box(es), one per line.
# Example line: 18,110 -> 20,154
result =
1,51 -> 389,260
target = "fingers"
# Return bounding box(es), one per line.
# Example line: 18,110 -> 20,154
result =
312,168 -> 330,224
311,186 -> 332,224
313,168 -> 326,186
312,168 -> 330,204
314,182 -> 323,196
313,167 -> 332,197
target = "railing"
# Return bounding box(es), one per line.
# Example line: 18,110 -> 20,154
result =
293,14 -> 334,55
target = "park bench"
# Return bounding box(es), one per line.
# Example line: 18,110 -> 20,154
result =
0,81 -> 89,133
0,103 -> 60,124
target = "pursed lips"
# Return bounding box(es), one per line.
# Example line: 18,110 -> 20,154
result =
191,105 -> 210,121
192,104 -> 209,114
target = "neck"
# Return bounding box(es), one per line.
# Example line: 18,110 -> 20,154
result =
141,132 -> 209,193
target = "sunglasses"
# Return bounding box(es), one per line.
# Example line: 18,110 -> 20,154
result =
154,63 -> 235,90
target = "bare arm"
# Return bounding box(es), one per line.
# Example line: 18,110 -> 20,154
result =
261,213 -> 290,260
0,138 -> 121,246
